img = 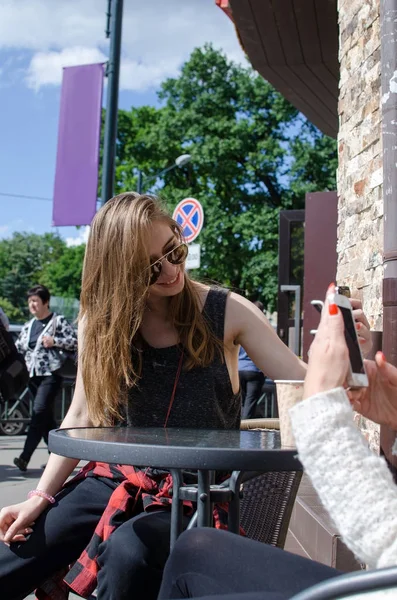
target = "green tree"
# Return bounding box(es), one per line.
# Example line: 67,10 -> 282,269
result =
112,45 -> 337,310
0,297 -> 25,324
0,232 -> 66,314
41,244 -> 85,299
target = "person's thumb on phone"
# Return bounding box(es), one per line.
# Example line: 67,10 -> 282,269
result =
375,351 -> 397,386
315,283 -> 336,334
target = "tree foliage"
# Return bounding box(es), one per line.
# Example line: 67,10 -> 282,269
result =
0,233 -> 65,315
41,244 -> 86,299
0,297 -> 25,323
113,44 -> 337,309
0,45 -> 337,318
0,233 -> 84,321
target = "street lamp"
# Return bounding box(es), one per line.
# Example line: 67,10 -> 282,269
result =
137,154 -> 192,194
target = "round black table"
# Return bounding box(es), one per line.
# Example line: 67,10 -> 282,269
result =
49,426 -> 301,547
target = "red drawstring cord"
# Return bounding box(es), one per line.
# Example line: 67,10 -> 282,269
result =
131,350 -> 184,510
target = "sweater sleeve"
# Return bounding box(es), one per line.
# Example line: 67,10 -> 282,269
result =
15,323 -> 29,354
53,315 -> 77,352
290,387 -> 397,568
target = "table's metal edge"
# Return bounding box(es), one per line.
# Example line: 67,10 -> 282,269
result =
49,429 -> 302,472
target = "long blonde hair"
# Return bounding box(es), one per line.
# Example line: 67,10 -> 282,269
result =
79,192 -> 222,425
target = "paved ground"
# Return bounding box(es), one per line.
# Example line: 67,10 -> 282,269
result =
0,435 -> 49,506
0,434 -> 81,599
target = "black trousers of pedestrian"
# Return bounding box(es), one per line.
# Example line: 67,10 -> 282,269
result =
239,371 -> 265,419
0,476 -> 188,600
20,373 -> 62,464
158,529 -> 341,600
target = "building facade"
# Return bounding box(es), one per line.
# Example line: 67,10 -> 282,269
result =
338,0 -> 383,331
338,0 -> 383,452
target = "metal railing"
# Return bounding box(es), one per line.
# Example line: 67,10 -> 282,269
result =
0,378 -> 75,436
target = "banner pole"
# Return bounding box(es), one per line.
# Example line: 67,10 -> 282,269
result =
101,0 -> 123,206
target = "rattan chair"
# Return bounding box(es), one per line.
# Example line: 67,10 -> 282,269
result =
239,417 -> 302,548
186,419 -> 302,547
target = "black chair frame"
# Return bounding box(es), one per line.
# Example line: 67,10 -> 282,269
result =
291,565 -> 397,600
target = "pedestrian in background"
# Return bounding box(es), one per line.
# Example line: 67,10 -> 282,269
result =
239,300 -> 265,419
13,284 -> 77,472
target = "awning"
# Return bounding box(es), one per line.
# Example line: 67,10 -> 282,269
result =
217,0 -> 339,138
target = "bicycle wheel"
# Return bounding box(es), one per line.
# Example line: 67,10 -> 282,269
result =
0,407 -> 26,436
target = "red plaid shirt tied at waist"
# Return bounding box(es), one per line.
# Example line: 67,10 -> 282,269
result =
35,461 -> 231,600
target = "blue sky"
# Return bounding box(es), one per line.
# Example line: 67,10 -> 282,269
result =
0,0 -> 245,245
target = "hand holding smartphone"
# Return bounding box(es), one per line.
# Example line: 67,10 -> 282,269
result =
334,291 -> 368,388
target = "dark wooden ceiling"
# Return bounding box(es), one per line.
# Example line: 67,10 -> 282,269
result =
227,0 -> 339,138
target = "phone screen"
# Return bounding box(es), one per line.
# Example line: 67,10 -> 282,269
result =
340,306 -> 365,374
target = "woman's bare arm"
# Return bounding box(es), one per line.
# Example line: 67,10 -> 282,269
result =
33,364 -> 93,498
225,293 -> 306,380
0,323 -> 93,543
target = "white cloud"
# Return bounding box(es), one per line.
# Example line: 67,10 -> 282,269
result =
27,46 -> 107,90
0,0 -> 105,51
0,0 -> 246,92
65,226 -> 90,247
120,59 -> 182,92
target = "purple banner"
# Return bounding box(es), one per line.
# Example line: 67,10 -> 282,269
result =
52,63 -> 104,226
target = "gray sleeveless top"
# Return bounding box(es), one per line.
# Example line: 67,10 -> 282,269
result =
124,287 -> 241,430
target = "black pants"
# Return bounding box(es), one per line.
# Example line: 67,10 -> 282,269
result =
97,507 -> 190,599
159,529 -> 341,600
20,373 -> 62,464
0,476 -> 187,600
239,371 -> 265,419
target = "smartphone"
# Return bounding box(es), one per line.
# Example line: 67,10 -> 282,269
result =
334,292 -> 368,388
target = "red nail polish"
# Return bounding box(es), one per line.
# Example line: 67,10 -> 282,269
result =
378,351 -> 386,362
329,303 -> 338,315
356,322 -> 361,329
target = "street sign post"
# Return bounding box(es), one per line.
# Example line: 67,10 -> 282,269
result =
172,198 -> 204,244
173,198 -> 204,270
186,243 -> 201,270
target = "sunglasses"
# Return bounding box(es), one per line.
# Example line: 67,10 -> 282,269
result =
149,242 -> 188,285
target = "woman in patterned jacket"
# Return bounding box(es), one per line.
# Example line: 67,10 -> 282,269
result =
13,284 -> 77,472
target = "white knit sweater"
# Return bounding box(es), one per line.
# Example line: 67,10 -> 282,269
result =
290,388 -> 397,571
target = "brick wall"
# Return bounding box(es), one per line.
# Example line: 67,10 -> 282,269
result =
338,0 -> 382,452
337,0 -> 383,331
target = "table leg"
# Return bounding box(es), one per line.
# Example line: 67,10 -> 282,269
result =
227,471 -> 244,533
209,470 -> 216,519
170,469 -> 184,550
197,470 -> 212,527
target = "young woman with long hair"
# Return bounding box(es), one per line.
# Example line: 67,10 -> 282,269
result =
0,194 -> 371,600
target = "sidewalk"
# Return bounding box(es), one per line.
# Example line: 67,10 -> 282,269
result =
0,434 -> 81,599
0,435 -> 48,507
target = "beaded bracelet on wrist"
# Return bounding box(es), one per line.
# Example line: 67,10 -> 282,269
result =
27,489 -> 56,504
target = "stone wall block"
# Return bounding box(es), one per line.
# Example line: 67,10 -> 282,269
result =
338,0 -> 382,326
